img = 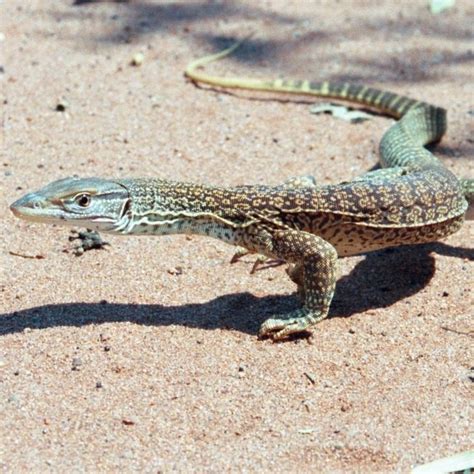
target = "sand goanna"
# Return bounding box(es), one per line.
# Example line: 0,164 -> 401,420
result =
10,40 -> 473,340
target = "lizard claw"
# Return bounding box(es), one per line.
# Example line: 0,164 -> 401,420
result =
230,247 -> 250,264
229,248 -> 264,273
230,248 -> 283,275
68,228 -> 109,256
258,310 -> 317,340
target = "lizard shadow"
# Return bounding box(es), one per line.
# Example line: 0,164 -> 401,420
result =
1,243 -> 471,338
330,242 -> 471,317
0,293 -> 291,338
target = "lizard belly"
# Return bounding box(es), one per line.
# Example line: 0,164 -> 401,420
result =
322,215 -> 464,257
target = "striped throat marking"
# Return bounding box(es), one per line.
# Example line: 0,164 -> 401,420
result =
119,209 -> 262,235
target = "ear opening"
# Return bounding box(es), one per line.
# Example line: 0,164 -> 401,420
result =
121,198 -> 132,218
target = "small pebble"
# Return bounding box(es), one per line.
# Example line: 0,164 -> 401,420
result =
130,52 -> 144,66
167,266 -> 183,276
55,99 -> 69,112
8,394 -> 19,404
72,357 -> 82,370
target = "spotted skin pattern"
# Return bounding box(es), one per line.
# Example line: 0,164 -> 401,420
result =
10,41 -> 473,341
259,230 -> 338,338
182,42 -> 471,338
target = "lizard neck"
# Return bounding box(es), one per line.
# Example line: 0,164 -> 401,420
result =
115,178 -> 271,237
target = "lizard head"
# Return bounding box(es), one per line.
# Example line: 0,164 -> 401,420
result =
10,177 -> 132,232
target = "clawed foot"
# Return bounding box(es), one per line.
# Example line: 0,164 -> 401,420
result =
258,309 -> 325,341
230,248 -> 284,274
230,247 -> 251,264
68,228 -> 109,256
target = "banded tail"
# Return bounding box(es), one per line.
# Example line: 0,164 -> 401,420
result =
185,37 -> 445,123
185,37 -> 473,218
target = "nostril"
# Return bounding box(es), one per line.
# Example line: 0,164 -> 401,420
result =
10,193 -> 42,216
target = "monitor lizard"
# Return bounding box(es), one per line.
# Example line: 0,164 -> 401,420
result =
10,39 -> 473,340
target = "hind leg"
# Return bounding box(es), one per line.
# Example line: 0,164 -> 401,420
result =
286,263 -> 305,300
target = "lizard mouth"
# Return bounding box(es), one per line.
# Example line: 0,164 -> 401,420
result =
10,193 -> 53,222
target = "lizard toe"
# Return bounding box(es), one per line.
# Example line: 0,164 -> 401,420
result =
258,310 -> 315,340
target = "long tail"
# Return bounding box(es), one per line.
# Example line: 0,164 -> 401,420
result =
185,38 -> 473,218
185,38 -> 442,122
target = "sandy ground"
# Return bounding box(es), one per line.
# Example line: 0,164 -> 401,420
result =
1,1 -> 473,472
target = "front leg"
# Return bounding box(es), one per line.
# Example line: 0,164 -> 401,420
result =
231,176 -> 318,271
259,230 -> 338,340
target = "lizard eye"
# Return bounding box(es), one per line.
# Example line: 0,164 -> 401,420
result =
74,193 -> 91,207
